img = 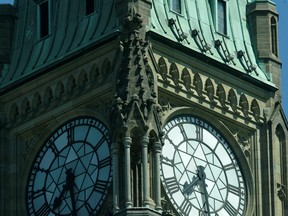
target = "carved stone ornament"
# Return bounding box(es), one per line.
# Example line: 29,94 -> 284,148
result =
277,183 -> 287,201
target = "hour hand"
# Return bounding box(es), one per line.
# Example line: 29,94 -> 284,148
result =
183,175 -> 200,196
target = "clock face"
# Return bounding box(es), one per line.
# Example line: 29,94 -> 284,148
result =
27,117 -> 112,216
160,115 -> 246,216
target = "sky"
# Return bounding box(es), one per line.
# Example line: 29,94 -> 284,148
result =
0,0 -> 287,117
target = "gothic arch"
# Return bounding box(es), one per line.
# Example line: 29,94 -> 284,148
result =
55,81 -> 65,99
228,89 -> 238,112
275,124 -> 287,203
43,87 -> 53,105
169,62 -> 180,87
205,78 -> 215,102
271,16 -> 278,56
101,58 -> 111,80
239,94 -> 249,117
66,76 -> 77,94
181,68 -> 192,91
21,98 -> 31,115
251,99 -> 260,121
90,63 -> 100,83
78,69 -> 88,88
216,83 -> 226,108
32,93 -> 42,111
158,57 -> 168,81
193,73 -> 203,97
9,103 -> 19,121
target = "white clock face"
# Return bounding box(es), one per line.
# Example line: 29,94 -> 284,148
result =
160,115 -> 246,216
27,117 -> 112,216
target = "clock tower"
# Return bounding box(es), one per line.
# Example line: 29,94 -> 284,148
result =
0,0 -> 287,215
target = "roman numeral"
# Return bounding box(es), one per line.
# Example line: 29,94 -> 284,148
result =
164,177 -> 179,194
179,199 -> 193,215
36,203 -> 50,216
94,180 -> 108,193
179,124 -> 188,140
227,184 -> 240,196
196,126 -> 203,141
223,163 -> 234,171
94,136 -> 106,150
223,201 -> 237,215
67,127 -> 75,144
98,157 -> 111,168
50,142 -> 59,156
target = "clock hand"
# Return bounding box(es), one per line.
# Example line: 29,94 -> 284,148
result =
183,175 -> 200,196
197,166 -> 210,215
52,168 -> 75,210
69,187 -> 77,216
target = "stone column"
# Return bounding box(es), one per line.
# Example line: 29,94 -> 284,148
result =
123,136 -> 132,208
111,142 -> 120,213
141,135 -> 149,207
153,140 -> 162,211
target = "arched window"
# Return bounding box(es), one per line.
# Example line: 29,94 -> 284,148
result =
275,124 -> 287,214
271,16 -> 278,56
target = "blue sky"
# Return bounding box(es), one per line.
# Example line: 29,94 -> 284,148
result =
0,0 -> 287,116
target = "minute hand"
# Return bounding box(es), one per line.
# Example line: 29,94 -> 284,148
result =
198,166 -> 210,215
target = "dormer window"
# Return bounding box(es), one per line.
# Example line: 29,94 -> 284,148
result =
217,0 -> 227,35
38,0 -> 49,38
86,0 -> 95,15
169,0 -> 181,14
209,0 -> 228,36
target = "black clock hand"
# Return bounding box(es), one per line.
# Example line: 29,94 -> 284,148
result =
183,165 -> 206,195
183,175 -> 200,196
197,166 -> 210,215
69,187 -> 77,216
53,168 -> 75,210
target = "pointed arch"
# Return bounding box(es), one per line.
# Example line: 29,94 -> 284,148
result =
55,81 -> 65,99
66,76 -> 77,94
181,68 -> 192,91
205,78 -> 215,102
193,73 -> 203,97
101,58 -> 111,79
228,89 -> 238,112
90,63 -> 100,83
275,124 -> 287,203
239,94 -> 249,117
216,83 -> 226,107
158,57 -> 168,81
251,99 -> 260,121
32,93 -> 42,110
169,62 -> 180,86
21,98 -> 31,115
78,69 -> 88,88
43,87 -> 53,105
271,16 -> 278,56
9,103 -> 19,121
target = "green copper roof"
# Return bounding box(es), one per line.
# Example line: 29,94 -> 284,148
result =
0,0 -> 277,90
0,0 -> 118,89
148,0 -> 274,86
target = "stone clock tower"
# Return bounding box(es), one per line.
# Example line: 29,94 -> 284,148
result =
0,0 -> 287,215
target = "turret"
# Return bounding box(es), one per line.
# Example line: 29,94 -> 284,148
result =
247,0 -> 282,101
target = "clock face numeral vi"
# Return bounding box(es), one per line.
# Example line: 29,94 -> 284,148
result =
27,117 -> 112,216
160,115 -> 247,216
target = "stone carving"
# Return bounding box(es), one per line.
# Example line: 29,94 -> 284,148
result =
216,84 -> 228,109
181,68 -> 192,92
277,183 -> 286,201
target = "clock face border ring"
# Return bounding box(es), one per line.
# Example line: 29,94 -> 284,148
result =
160,109 -> 255,216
